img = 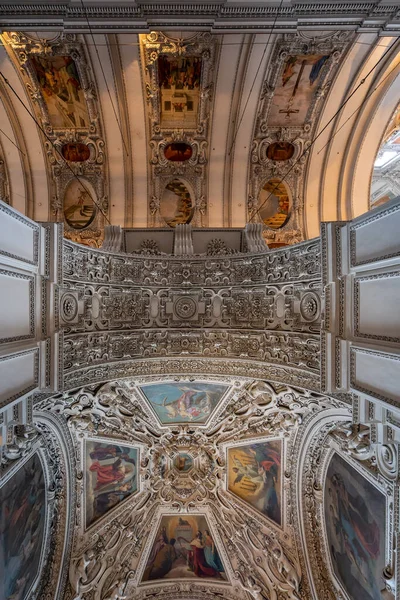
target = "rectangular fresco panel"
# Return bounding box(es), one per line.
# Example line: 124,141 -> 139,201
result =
139,382 -> 228,424
142,515 -> 227,582
0,452 -> 46,600
85,441 -> 138,528
31,55 -> 90,129
268,54 -> 329,126
227,440 -> 282,526
324,453 -> 386,600
158,55 -> 202,128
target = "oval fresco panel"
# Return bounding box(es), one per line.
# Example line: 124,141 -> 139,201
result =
63,179 -> 97,230
324,453 -> 386,600
258,179 -> 290,229
160,179 -> 194,228
61,142 -> 90,162
266,142 -> 295,161
2,452 -> 46,599
164,142 -> 193,162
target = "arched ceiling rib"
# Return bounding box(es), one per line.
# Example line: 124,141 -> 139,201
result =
0,28 -> 399,244
305,35 -> 400,237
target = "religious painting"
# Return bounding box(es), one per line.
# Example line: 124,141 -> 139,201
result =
174,452 -> 194,473
258,179 -> 290,229
63,178 -> 97,230
158,55 -> 202,127
1,452 -> 46,600
61,142 -> 90,162
227,440 -> 282,526
266,142 -> 295,161
160,179 -> 194,227
164,142 -> 193,162
324,453 -> 386,600
268,54 -> 329,126
142,515 -> 227,582
139,382 -> 228,425
30,55 -> 90,129
85,441 -> 138,528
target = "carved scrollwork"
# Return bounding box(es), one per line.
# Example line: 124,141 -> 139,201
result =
34,375 -> 356,600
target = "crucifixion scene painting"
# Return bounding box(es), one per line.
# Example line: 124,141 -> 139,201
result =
269,54 -> 329,126
142,515 -> 227,582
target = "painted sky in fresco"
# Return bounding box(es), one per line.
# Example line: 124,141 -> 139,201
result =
140,382 -> 228,424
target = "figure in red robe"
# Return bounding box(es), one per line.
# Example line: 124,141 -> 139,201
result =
89,458 -> 126,490
189,532 -> 219,578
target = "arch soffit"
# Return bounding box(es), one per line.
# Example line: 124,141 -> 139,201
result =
305,36 -> 400,237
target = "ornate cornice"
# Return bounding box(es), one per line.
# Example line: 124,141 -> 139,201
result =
1,3 -> 400,34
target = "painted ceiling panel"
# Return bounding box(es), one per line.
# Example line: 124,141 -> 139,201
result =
0,27 -> 398,248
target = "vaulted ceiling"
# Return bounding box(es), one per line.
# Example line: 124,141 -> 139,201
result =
1,5 -> 400,600
0,22 -> 399,249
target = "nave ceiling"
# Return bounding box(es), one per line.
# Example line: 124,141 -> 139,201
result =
0,19 -> 399,247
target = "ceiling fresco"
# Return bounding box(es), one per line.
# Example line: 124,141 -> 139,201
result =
249,32 -> 353,247
1,28 -> 394,240
32,373 -> 392,600
141,32 -> 218,229
2,32 -> 108,248
2,452 -> 46,600
139,381 -> 229,425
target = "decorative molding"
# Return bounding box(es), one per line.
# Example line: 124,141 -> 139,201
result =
1,4 -> 400,34
353,272 -> 400,343
350,347 -> 400,406
350,202 -> 400,267
248,32 -> 353,244
0,268 -> 35,343
0,202 -> 39,265
0,348 -> 39,408
3,32 -> 108,247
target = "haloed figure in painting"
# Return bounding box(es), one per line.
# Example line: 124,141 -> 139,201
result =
142,515 -> 226,582
229,441 -> 281,526
85,441 -> 138,527
325,453 -> 386,600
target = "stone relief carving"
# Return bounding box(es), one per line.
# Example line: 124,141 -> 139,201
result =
35,376 -> 348,600
3,32 -> 108,247
140,32 -> 218,227
59,237 -> 322,390
248,32 -> 353,245
62,237 -> 321,286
